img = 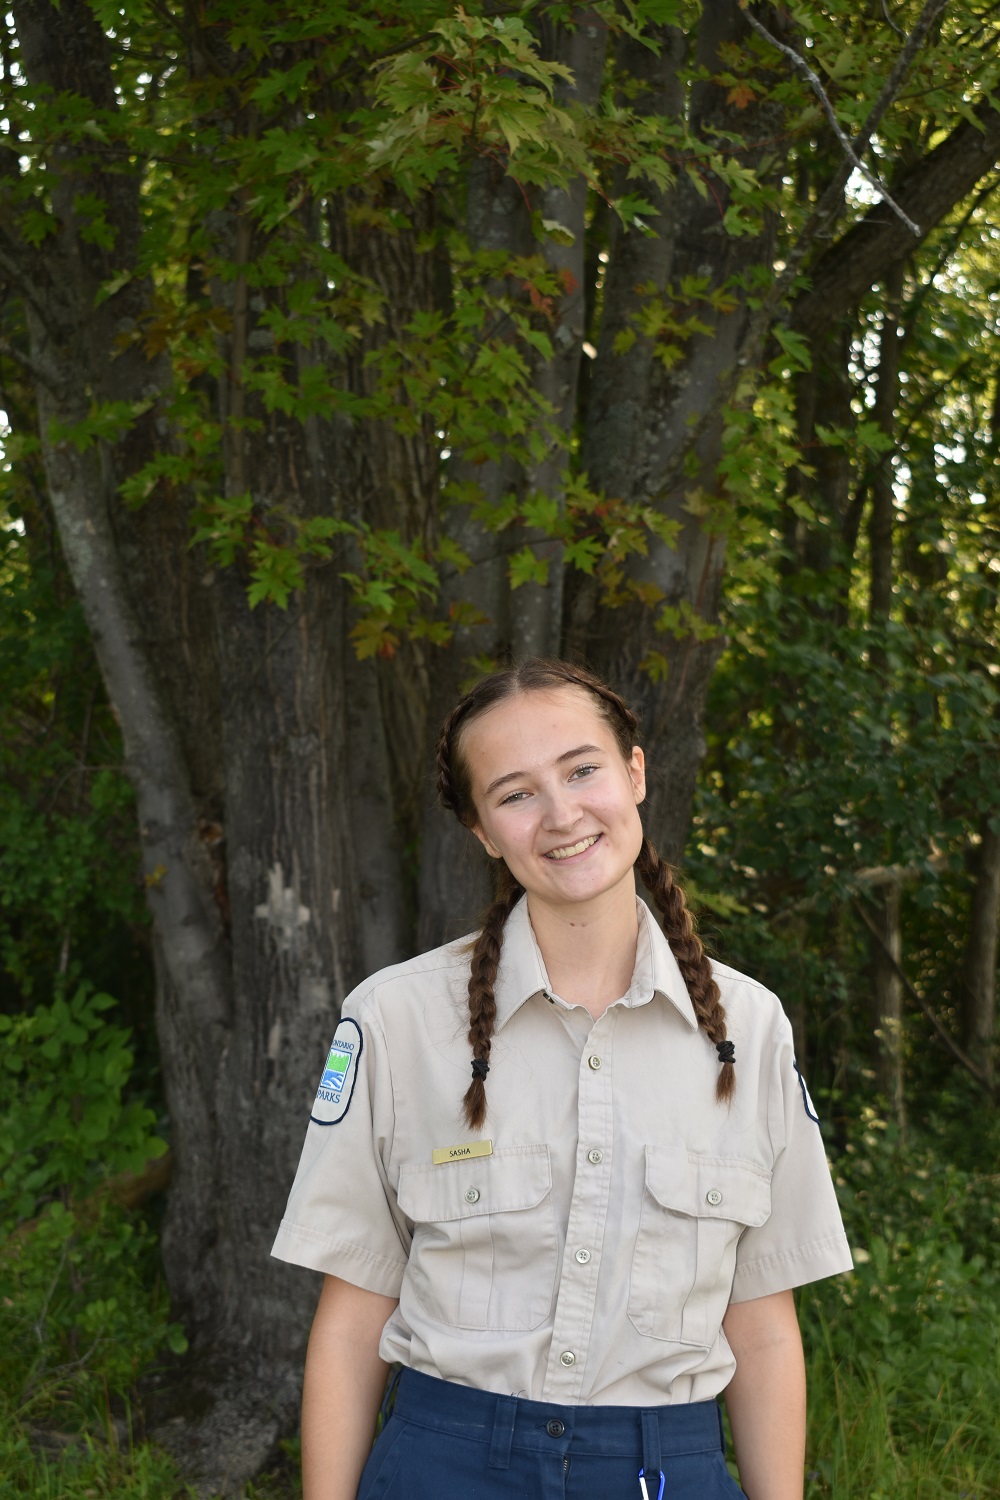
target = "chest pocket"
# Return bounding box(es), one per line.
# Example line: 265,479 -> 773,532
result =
628,1148 -> 772,1347
397,1145 -> 557,1332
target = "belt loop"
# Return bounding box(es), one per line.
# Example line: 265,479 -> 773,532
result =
715,1399 -> 726,1450
640,1410 -> 662,1480
488,1394 -> 518,1470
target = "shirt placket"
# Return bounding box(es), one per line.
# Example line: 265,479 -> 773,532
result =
542,1005 -> 618,1399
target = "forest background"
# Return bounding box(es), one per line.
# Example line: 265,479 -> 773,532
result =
1,0 -> 998,1496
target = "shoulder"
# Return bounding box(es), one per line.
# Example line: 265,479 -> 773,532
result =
343,933 -> 476,1029
709,958 -> 788,1040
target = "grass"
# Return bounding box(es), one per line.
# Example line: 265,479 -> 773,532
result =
802,1297 -> 999,1499
799,1099 -> 1000,1500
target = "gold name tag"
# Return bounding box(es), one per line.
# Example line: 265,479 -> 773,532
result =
432,1139 -> 494,1165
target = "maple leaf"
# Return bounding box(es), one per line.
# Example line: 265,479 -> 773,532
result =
726,82 -> 757,109
522,280 -> 555,319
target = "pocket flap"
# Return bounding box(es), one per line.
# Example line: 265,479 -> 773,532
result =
644,1148 -> 771,1227
398,1145 -> 552,1223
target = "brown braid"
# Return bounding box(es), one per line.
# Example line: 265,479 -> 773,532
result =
635,836 -> 734,1103
435,657 -> 733,1121
462,864 -> 523,1128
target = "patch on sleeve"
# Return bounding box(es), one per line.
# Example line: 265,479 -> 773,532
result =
793,1059 -> 821,1125
310,1018 -> 363,1126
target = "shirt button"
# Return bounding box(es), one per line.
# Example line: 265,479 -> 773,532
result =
706,1188 -> 723,1206
587,1149 -> 604,1165
559,1350 -> 576,1367
575,1248 -> 591,1264
588,1055 -> 602,1070
465,1187 -> 481,1204
546,1419 -> 565,1438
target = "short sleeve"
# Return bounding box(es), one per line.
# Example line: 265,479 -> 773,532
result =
729,1011 -> 853,1302
270,999 -> 410,1298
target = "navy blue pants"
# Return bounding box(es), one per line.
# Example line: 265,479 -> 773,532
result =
357,1369 -> 747,1499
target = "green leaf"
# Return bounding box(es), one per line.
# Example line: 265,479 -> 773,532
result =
508,545 -> 549,589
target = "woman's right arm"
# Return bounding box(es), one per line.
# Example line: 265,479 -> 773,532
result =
301,1274 -> 400,1500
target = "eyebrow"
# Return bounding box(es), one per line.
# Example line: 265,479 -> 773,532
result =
483,744 -> 604,798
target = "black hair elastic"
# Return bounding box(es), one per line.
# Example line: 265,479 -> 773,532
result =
715,1040 -> 735,1065
471,1057 -> 490,1080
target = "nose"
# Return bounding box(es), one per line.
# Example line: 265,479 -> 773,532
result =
540,783 -> 580,833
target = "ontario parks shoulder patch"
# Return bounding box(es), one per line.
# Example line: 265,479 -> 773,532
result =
793,1059 -> 821,1125
310,1018 -> 362,1126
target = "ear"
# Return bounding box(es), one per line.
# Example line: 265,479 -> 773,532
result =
471,824 -> 502,859
629,746 -> 646,805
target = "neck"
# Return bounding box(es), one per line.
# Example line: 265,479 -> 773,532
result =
526,877 -> 640,1020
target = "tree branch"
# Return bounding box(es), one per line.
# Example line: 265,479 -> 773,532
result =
658,2 -> 962,494
853,853 -> 956,887
743,0 -> 948,236
739,28 -> 894,208
881,0 -> 905,38
835,0 -> 948,171
0,334 -> 58,391
743,0 -> 951,338
792,94 -> 1000,337
852,895 -> 997,1099
0,238 -> 60,342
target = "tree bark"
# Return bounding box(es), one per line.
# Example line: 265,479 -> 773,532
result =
868,263 -> 906,645
578,3 -> 788,858
871,879 -> 906,1130
415,155 -> 533,948
511,10 -> 608,660
961,817 -> 1000,1081
865,262 -> 906,1125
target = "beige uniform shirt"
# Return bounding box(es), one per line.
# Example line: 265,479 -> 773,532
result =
272,896 -> 853,1404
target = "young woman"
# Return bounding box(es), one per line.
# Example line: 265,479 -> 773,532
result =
272,659 -> 852,1500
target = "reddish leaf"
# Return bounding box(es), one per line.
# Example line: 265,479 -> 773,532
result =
726,82 -> 757,109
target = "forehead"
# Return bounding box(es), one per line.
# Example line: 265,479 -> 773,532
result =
459,687 -> 617,779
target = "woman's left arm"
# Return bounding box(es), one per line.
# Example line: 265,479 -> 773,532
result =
721,1289 -> 807,1500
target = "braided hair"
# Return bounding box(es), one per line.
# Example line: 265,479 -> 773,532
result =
436,658 -> 734,1127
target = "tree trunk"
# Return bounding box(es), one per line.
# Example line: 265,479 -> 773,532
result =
867,262 -> 906,1126
868,263 -> 905,645
871,879 -> 906,1131
511,11 -> 608,660
961,817 -> 1000,1081
415,154 -> 533,948
578,3 -> 788,858
150,569 -> 370,1487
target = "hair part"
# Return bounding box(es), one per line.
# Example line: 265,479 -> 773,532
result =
435,658 -> 733,1126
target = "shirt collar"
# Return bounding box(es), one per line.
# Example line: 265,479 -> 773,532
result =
493,894 -> 698,1031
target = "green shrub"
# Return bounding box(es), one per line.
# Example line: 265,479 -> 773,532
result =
0,987 -> 187,1497
0,985 -> 166,1220
801,1103 -> 1000,1498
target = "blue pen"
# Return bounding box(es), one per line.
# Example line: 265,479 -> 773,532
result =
638,1466 -> 665,1500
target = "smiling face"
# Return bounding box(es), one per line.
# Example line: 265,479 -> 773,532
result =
458,686 -> 647,915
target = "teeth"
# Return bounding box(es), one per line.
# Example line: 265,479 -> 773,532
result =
547,835 -> 599,860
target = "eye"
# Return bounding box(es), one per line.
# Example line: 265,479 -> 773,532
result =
498,788 -> 530,805
569,763 -> 599,780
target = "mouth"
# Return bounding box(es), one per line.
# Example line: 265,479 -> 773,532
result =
544,834 -> 601,861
